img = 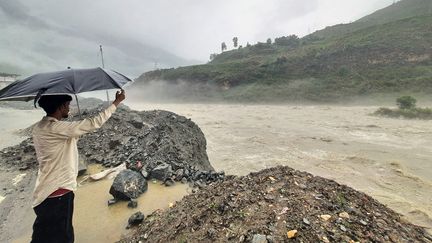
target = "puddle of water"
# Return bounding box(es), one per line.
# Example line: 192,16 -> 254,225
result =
12,178 -> 189,243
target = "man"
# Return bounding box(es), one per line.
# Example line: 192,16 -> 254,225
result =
31,90 -> 126,243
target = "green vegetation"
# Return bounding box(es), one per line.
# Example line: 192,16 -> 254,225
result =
396,96 -> 417,109
374,96 -> 432,119
136,0 -> 432,102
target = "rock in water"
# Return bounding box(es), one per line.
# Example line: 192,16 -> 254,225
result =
128,200 -> 138,208
109,169 -> 148,200
128,211 -> 145,227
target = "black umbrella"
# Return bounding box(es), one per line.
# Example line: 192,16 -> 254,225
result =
0,67 -> 132,115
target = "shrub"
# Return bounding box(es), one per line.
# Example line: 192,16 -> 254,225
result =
396,96 -> 416,109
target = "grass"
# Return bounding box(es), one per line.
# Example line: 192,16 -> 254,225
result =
373,107 -> 432,119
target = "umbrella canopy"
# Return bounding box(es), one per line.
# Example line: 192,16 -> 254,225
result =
0,67 -> 132,102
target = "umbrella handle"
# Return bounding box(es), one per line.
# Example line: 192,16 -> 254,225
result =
74,94 -> 82,119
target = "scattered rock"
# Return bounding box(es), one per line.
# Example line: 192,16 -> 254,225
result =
320,214 -> 331,221
127,211 -> 144,227
164,178 -> 175,187
251,234 -> 268,243
109,169 -> 148,200
118,166 -> 431,243
150,163 -> 172,181
287,230 -> 298,239
340,225 -> 347,232
128,200 -> 138,208
339,211 -> 350,219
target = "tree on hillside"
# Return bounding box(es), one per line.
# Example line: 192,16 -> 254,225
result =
274,35 -> 300,47
221,42 -> 227,52
246,42 -> 251,47
209,53 -> 218,61
266,38 -> 272,44
233,37 -> 238,48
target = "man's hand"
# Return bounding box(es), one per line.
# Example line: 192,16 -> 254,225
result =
113,89 -> 126,107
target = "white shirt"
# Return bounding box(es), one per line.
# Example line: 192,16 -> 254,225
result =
31,104 -> 117,207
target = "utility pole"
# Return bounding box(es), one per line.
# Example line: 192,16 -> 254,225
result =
100,45 -> 109,102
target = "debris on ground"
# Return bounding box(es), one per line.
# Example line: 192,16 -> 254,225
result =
119,166 -> 432,243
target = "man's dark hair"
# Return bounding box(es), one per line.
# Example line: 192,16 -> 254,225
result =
38,95 -> 72,114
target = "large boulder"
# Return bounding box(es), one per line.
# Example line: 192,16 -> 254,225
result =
109,169 -> 148,200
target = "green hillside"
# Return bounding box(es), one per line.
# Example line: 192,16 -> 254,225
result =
312,0 -> 432,39
136,0 -> 432,102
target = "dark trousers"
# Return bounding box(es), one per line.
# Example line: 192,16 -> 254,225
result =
31,192 -> 75,243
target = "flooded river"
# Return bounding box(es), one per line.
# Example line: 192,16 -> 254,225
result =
129,103 -> 432,231
1,102 -> 431,241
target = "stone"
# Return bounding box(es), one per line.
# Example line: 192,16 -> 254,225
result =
287,230 -> 298,238
320,215 -> 331,221
175,169 -> 184,179
251,234 -> 268,243
128,211 -> 144,226
322,236 -> 330,243
128,115 -> 144,129
140,169 -> 149,178
359,220 -> 368,226
339,212 -> 350,219
181,177 -> 188,184
128,200 -> 138,208
340,225 -> 347,232
109,169 -> 148,200
303,218 -> 310,225
108,139 -> 122,149
164,178 -> 175,187
266,235 -> 274,243
150,163 -> 172,181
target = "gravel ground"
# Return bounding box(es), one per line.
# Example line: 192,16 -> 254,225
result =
120,166 -> 432,243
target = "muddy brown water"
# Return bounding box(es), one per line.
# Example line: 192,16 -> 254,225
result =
11,170 -> 189,242
1,102 -> 432,240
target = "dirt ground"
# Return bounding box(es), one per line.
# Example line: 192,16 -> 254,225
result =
0,167 -> 37,242
120,166 -> 432,243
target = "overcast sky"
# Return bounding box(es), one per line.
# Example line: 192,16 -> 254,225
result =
0,0 -> 395,77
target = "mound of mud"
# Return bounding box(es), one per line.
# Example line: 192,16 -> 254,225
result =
120,166 -> 431,243
0,105 -> 214,178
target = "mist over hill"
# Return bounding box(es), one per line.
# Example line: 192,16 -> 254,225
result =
135,0 -> 432,102
0,0 -> 195,78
